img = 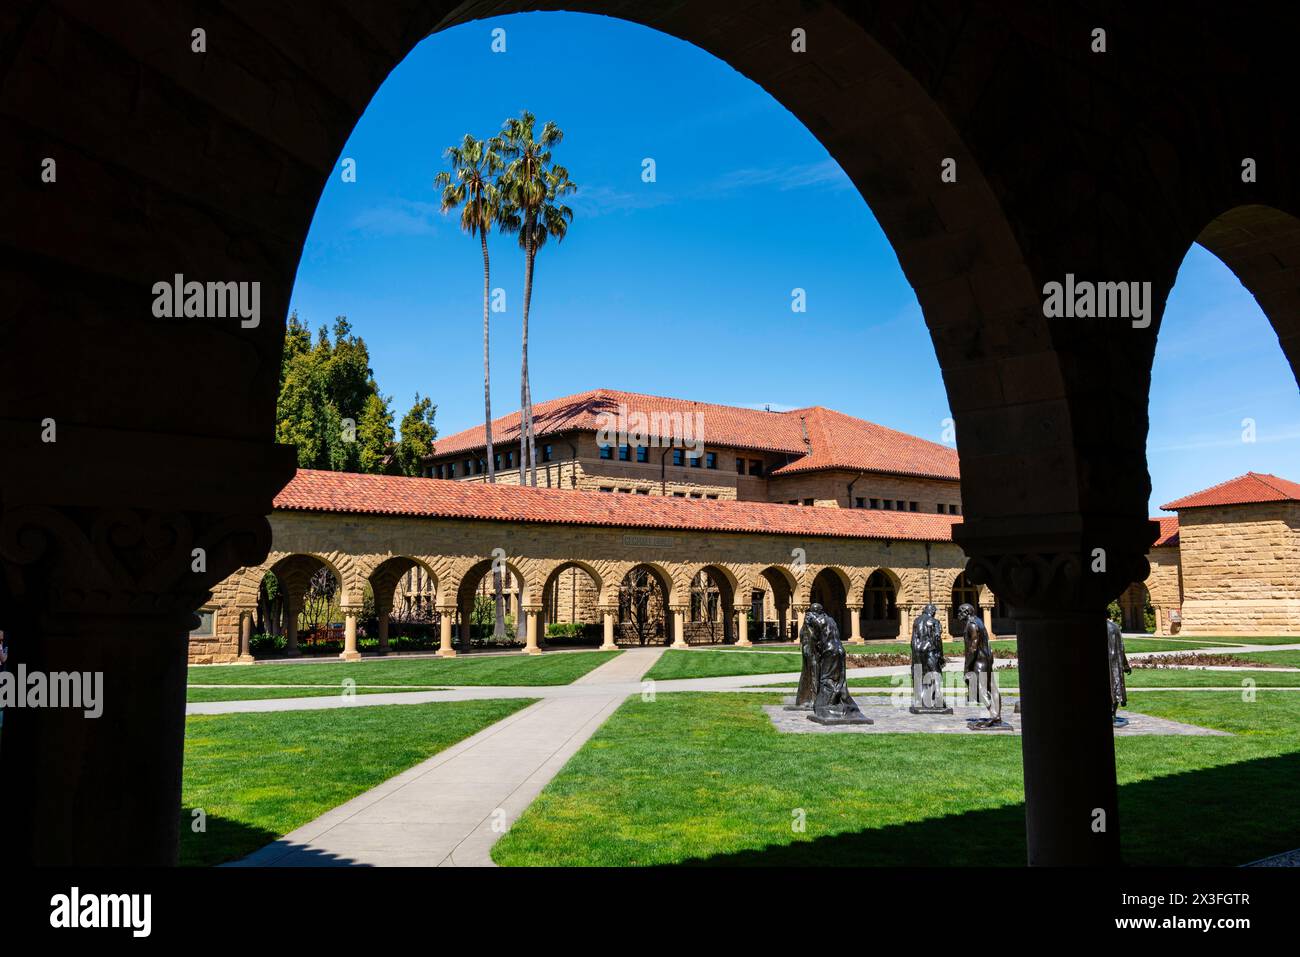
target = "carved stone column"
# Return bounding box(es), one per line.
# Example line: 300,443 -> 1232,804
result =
670,605 -> 689,648
846,604 -> 864,643
522,605 -> 542,655
898,604 -> 912,642
237,609 -> 254,663
285,600 -> 300,657
734,606 -> 751,646
339,605 -> 361,661
437,604 -> 456,658
0,431 -> 290,865
600,606 -> 617,651
956,516 -> 1157,866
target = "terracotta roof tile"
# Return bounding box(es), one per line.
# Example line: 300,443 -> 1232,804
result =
1161,472 -> 1300,510
1152,516 -> 1179,548
430,388 -> 960,481
274,469 -> 960,542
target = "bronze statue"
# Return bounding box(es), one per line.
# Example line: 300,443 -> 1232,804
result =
1107,619 -> 1132,727
803,603 -> 871,725
785,605 -> 818,711
957,602 -> 1009,730
909,602 -> 951,713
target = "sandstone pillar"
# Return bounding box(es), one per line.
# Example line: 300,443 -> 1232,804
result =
980,603 -> 994,635
735,607 -> 751,646
671,605 -> 689,648
437,605 -> 456,658
899,604 -> 912,641
957,519 -> 1157,866
523,606 -> 542,655
847,604 -> 864,644
600,607 -> 617,651
1153,605 -> 1165,635
339,605 -> 361,661
237,609 -> 254,663
285,607 -> 300,657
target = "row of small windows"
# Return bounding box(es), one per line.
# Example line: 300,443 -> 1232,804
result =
430,445 -> 555,479
597,487 -> 719,500
596,445 -> 765,475
848,498 -> 960,515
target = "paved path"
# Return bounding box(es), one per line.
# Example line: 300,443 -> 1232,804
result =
230,646 -> 665,867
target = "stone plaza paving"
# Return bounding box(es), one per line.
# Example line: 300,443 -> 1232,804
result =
762,696 -> 1231,736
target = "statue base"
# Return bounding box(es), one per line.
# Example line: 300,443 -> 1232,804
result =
909,705 -> 954,715
808,713 -> 873,726
966,718 -> 1013,731
1112,715 -> 1129,727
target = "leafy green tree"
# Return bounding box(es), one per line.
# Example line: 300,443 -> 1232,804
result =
393,393 -> 437,477
357,392 -> 396,473
498,111 -> 576,486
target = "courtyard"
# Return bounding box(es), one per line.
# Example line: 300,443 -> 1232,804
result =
181,635 -> 1300,867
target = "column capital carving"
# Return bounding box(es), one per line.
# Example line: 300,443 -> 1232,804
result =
954,514 -> 1158,613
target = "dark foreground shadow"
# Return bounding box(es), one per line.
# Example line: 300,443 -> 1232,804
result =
677,752 -> 1300,866
179,815 -> 365,868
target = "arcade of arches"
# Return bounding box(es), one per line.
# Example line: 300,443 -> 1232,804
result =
5,2 -> 1300,867
201,470 -> 998,664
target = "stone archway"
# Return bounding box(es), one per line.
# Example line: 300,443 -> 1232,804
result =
8,2 -> 1300,866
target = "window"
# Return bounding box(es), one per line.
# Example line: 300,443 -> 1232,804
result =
690,492 -> 702,499
705,452 -> 717,469
788,499 -> 798,505
448,463 -> 456,478
870,498 -> 880,509
689,452 -> 702,468
190,608 -> 215,637
952,504 -> 961,515
936,503 -> 946,513
505,451 -> 514,468
736,458 -> 745,475
749,459 -> 763,476
855,496 -> 865,508
476,459 -> 485,475
542,444 -> 553,462
599,444 -> 613,460
636,445 -> 648,463
803,498 -> 814,506
494,454 -> 502,470
619,487 -> 632,493
599,486 -> 614,493
673,491 -> 686,498
464,459 -> 473,475
635,488 -> 650,495
706,494 -> 718,499
910,501 -> 919,512
673,449 -> 685,467
618,444 -> 631,462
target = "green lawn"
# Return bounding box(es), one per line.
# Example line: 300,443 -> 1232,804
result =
1235,650 -> 1300,668
1176,636 -> 1299,646
759,667 -> 1300,690
186,685 -> 446,703
181,698 -> 534,866
492,690 -> 1300,866
643,649 -> 804,680
187,650 -> 618,688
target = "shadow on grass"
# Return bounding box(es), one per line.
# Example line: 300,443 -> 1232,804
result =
677,751 -> 1300,866
180,814 -> 282,868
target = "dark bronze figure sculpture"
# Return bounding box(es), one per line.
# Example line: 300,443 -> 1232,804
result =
785,604 -> 818,711
802,603 -> 871,725
957,602 -> 1010,730
909,602 -> 951,713
1107,619 -> 1132,727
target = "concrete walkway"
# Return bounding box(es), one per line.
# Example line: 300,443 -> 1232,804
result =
230,646 -> 665,867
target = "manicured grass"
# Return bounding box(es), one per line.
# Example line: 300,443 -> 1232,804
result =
187,650 -> 619,688
643,649 -> 804,680
1235,650 -> 1300,668
492,690 -> 1300,866
181,698 -> 534,866
759,668 -> 1300,690
186,685 -> 446,703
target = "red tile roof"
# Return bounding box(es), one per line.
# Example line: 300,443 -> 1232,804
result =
430,388 -> 960,481
1152,516 -> 1179,548
274,469 -> 961,542
1161,472 -> 1300,511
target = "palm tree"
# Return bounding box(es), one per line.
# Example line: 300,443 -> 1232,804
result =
497,111 -> 576,486
435,133 -> 508,639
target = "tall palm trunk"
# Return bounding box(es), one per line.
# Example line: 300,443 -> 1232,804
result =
519,227 -> 536,486
482,230 -> 506,639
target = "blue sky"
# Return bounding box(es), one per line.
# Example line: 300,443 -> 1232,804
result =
291,12 -> 1300,515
